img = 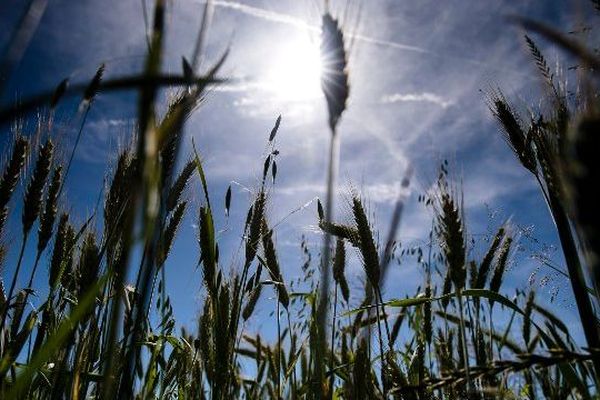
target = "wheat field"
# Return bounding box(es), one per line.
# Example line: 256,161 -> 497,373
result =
0,1 -> 600,399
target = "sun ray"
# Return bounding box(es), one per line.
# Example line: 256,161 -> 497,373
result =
263,33 -> 322,102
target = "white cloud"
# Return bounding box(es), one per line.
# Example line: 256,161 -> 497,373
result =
74,118 -> 134,164
381,92 -> 454,108
274,181 -> 412,206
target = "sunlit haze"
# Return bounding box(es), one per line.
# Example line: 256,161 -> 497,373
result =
263,33 -> 323,102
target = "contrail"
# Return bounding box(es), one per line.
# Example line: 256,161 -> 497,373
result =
204,0 -> 530,75
208,0 -> 433,55
211,0 -> 316,32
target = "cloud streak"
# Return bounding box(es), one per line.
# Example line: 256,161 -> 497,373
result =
207,0 -> 529,76
381,92 -> 454,108
275,181 -> 412,205
212,1 -> 314,31
208,0 -> 433,55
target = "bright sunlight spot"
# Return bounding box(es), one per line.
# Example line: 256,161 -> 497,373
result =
263,34 -> 322,102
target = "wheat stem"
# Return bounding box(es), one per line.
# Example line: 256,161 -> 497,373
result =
61,107 -> 91,195
277,298 -> 281,400
456,286 -> 471,393
316,126 -> 340,398
0,233 -> 29,332
329,284 -> 338,395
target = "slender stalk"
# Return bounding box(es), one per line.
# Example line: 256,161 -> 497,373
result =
536,172 -> 600,382
286,311 -> 297,399
456,287 -> 471,392
277,299 -> 281,400
25,252 -> 42,289
316,127 -> 340,398
10,251 -> 42,333
329,285 -> 338,394
60,107 -> 91,196
375,286 -> 392,345
465,297 -> 478,362
489,307 -> 494,359
551,195 -> 600,378
373,295 -> 387,399
101,218 -> 135,399
426,225 -> 434,372
0,233 -> 28,332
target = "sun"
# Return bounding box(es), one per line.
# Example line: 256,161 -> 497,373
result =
263,33 -> 323,102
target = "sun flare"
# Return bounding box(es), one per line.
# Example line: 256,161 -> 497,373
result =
264,34 -> 323,102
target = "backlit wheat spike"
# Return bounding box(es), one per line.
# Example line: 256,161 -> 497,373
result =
157,201 -> 187,266
104,150 -> 135,234
523,290 -> 535,346
157,93 -> 197,185
524,35 -> 553,87
50,78 -> 69,110
245,191 -> 265,268
0,136 -> 28,235
490,237 -> 512,298
321,13 -> 349,131
37,165 -> 62,254
48,213 -> 69,289
58,223 -> 77,293
225,185 -> 232,216
22,139 -> 54,235
81,63 -> 105,108
242,284 -> 262,321
10,290 -> 26,338
352,196 -> 380,286
437,191 -> 466,290
2,138 -> 52,332
319,219 -> 361,248
489,93 -> 536,174
261,218 -> 289,309
77,232 -> 100,302
268,115 -> 281,142
198,205 -> 216,293
166,159 -> 195,213
333,238 -> 349,302
474,227 -> 505,289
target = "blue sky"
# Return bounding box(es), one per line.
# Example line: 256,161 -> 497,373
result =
0,0 -> 595,341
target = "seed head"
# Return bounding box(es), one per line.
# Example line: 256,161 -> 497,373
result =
321,13 -> 349,131
352,196 -> 380,286
37,166 -> 62,254
333,238 -> 349,302
22,140 -> 54,235
0,136 -> 28,235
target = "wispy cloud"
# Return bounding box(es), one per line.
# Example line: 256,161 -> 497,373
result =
211,0 -> 314,31
207,0 -> 433,55
381,92 -> 454,108
207,0 -> 529,75
275,181 -> 411,205
75,118 -> 134,164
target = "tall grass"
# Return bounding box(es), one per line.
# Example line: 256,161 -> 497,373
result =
0,1 -> 599,399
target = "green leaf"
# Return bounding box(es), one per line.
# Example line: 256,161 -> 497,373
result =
191,137 -> 210,209
386,296 -> 430,308
344,289 -> 523,316
7,275 -> 108,399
